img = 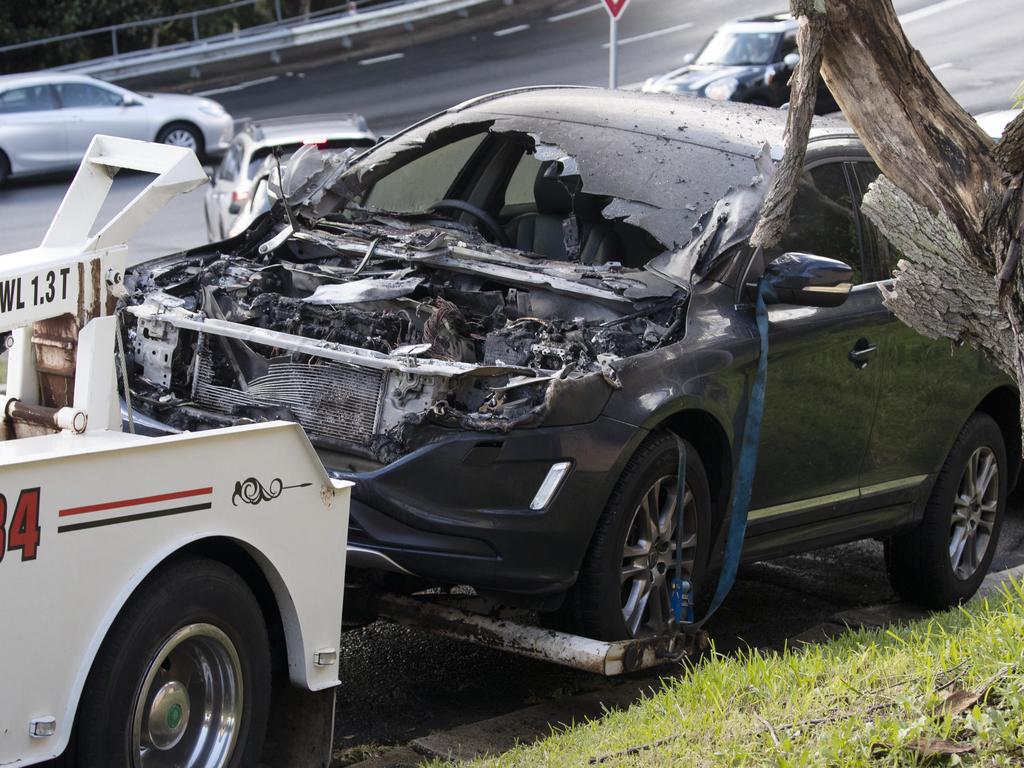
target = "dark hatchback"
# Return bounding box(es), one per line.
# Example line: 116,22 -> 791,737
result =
124,88 -> 1018,641
642,13 -> 838,113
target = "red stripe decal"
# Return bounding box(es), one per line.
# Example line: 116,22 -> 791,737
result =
60,487 -> 213,518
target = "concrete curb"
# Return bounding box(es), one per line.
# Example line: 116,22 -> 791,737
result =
346,565 -> 1024,767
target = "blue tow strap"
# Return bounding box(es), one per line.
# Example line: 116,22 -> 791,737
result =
671,280 -> 771,629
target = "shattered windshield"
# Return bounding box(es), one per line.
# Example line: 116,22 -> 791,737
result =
695,31 -> 780,66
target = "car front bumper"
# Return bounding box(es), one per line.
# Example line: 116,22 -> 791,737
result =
202,113 -> 235,156
337,417 -> 641,597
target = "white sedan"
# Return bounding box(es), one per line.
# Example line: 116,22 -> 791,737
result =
0,72 -> 233,184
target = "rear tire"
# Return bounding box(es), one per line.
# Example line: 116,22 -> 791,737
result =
565,431 -> 712,641
75,557 -> 271,768
0,151 -> 10,186
886,412 -> 1007,608
157,122 -> 205,156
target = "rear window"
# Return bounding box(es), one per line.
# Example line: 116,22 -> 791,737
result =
0,84 -> 57,114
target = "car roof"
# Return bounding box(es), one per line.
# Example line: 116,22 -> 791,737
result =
725,11 -> 797,33
0,72 -> 108,89
454,86 -> 850,159
241,114 -> 375,147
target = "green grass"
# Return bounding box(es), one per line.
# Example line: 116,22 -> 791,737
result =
453,581 -> 1024,767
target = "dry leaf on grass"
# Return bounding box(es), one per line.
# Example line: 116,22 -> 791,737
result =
932,688 -> 981,718
907,737 -> 976,757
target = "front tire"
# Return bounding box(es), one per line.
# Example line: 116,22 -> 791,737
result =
157,122 -> 205,156
75,557 -> 271,768
886,412 -> 1007,608
569,432 -> 711,641
0,151 -> 10,186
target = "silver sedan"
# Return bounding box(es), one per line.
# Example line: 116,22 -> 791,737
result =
0,72 -> 233,184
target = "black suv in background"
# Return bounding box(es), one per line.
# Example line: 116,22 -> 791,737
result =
643,13 -> 838,113
125,89 -> 1017,642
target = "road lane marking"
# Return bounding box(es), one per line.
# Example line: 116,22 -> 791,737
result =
358,52 -> 406,65
898,0 -> 972,24
196,75 -> 279,96
932,62 -> 954,71
548,4 -> 602,22
601,21 -> 694,48
494,24 -> 530,37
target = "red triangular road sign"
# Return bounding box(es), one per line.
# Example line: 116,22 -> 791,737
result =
603,0 -> 631,20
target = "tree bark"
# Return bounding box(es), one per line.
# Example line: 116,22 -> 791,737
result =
759,0 -> 1024,420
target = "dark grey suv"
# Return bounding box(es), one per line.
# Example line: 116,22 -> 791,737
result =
124,88 -> 1018,641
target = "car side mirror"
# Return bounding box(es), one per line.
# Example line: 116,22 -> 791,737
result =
682,52 -> 696,65
783,52 -> 801,70
122,96 -> 141,107
762,252 -> 853,308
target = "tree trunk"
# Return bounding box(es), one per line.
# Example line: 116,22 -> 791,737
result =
759,0 -> 1024,419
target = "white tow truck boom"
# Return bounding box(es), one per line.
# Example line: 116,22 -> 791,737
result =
0,136 -> 351,768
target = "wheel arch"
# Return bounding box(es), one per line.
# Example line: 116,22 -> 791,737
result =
975,385 -> 1022,490
64,535 -> 301,760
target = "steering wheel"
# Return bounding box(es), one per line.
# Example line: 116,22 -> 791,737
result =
428,199 -> 512,247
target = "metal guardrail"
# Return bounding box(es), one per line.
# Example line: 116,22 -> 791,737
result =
2,0 -> 507,82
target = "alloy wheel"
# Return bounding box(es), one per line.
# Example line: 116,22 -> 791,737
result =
620,474 -> 697,636
162,129 -> 198,150
130,623 -> 243,767
949,445 -> 999,581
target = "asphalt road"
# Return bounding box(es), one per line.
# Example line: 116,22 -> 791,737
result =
7,1 -> 1024,763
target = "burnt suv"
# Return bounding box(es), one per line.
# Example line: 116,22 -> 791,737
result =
124,88 -> 1018,641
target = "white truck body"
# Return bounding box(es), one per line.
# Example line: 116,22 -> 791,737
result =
0,136 -> 350,766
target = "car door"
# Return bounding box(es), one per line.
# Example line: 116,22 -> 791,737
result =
748,157 -> 890,527
0,84 -> 68,172
848,161 -> 1009,511
54,81 -> 151,161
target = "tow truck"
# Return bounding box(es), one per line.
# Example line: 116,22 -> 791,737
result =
0,137 -> 351,767
1,137 -> 705,768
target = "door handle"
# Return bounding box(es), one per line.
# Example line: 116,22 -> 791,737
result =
848,339 -> 878,369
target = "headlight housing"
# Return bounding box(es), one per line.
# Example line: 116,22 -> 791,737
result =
704,77 -> 739,101
198,100 -> 226,117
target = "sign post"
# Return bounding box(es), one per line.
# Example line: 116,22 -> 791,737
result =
603,0 -> 631,89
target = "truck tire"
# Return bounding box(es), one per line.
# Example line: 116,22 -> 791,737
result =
569,431 -> 712,641
886,412 -> 1007,608
75,557 -> 271,768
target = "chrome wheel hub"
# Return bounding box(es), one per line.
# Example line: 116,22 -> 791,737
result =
949,446 -> 998,581
620,474 -> 697,637
131,623 -> 243,768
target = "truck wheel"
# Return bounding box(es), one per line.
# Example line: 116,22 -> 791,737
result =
75,557 -> 271,767
570,431 -> 711,641
886,412 -> 1007,609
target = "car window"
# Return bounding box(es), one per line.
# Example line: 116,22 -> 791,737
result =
696,31 -> 780,66
771,162 -> 864,284
217,141 -> 244,183
364,132 -> 487,213
853,162 -> 900,283
55,82 -> 125,109
0,84 -> 58,114
504,152 -> 543,207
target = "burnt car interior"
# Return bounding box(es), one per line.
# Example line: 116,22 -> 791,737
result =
124,119 -> 694,470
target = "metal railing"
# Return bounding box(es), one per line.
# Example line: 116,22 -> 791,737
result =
0,0 -> 402,73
